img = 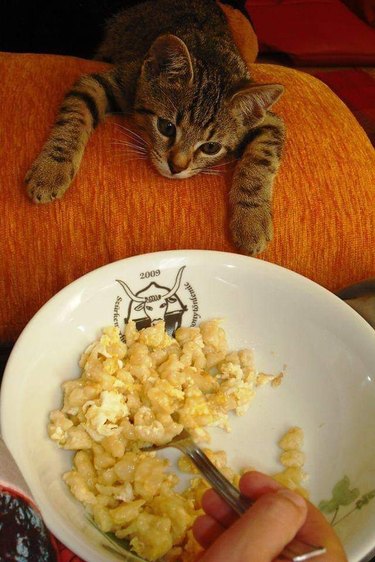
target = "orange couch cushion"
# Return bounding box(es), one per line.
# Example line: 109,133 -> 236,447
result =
1,13 -> 375,343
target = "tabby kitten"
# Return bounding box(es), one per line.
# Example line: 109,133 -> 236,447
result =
25,0 -> 284,255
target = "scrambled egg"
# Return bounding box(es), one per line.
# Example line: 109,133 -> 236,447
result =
84,391 -> 129,440
48,320 -> 297,561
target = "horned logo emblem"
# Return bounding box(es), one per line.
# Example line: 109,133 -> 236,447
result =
116,266 -> 187,332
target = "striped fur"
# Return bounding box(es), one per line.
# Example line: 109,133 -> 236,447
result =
25,0 -> 285,255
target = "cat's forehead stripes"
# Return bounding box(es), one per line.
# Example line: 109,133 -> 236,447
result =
187,62 -> 224,127
206,125 -> 218,141
176,109 -> 184,125
135,106 -> 155,116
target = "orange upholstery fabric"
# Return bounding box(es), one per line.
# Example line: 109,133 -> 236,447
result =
1,14 -> 375,343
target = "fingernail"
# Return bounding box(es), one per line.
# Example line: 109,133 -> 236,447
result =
277,488 -> 306,509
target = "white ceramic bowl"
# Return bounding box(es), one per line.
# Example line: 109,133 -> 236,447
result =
1,250 -> 375,562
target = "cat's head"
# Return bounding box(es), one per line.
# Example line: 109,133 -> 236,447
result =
134,34 -> 283,179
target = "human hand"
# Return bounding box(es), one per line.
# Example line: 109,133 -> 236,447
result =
193,471 -> 348,562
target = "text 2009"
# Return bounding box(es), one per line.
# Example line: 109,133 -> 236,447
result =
140,269 -> 161,279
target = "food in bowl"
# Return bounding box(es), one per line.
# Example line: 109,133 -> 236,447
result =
2,250 -> 374,562
48,319 -> 306,561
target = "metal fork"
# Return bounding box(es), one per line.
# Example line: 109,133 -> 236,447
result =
149,429 -> 326,562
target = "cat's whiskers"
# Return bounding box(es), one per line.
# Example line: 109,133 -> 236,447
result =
112,140 -> 147,149
124,157 -> 148,161
112,123 -> 150,147
124,151 -> 148,157
191,165 -> 223,174
151,149 -> 164,164
113,137 -> 147,149
200,169 -> 225,176
104,144 -> 148,161
111,141 -> 148,155
210,159 -> 238,169
191,159 -> 237,177
114,151 -> 148,161
116,123 -> 149,145
113,149 -> 148,158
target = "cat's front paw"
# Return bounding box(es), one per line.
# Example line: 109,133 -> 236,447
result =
230,204 -> 273,256
25,153 -> 75,203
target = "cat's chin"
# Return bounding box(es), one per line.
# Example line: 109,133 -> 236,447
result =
152,161 -> 197,180
160,170 -> 196,180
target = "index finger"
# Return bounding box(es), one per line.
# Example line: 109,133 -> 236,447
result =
241,472 -> 348,561
201,471 -> 282,528
195,487 -> 308,562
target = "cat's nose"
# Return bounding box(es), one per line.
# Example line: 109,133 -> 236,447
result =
168,158 -> 186,175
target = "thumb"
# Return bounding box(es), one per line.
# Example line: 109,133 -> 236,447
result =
199,488 -> 308,562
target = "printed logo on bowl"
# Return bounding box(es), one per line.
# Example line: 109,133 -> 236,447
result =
113,266 -> 200,338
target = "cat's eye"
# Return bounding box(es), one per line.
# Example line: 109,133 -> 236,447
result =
200,142 -> 222,155
157,118 -> 176,138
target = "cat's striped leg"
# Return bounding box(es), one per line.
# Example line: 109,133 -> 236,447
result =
25,68 -> 130,203
229,112 -> 285,255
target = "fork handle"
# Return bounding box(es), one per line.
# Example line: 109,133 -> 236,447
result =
181,444 -> 326,562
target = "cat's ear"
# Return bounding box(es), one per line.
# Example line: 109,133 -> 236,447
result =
143,34 -> 194,84
229,83 -> 284,122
